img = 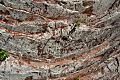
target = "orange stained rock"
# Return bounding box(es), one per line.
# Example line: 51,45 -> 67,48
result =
10,41 -> 109,70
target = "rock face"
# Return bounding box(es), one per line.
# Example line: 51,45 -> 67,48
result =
0,0 -> 120,80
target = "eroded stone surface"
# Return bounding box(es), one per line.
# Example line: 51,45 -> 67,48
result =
0,0 -> 120,80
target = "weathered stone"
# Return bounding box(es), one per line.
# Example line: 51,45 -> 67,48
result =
0,0 -> 120,80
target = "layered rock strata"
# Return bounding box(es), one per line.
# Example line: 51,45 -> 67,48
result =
0,0 -> 120,80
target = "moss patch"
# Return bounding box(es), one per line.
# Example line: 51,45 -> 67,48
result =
0,49 -> 9,61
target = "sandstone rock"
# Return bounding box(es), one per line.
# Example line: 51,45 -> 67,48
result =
0,0 -> 120,80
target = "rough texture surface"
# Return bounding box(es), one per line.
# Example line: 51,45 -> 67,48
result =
0,0 -> 120,80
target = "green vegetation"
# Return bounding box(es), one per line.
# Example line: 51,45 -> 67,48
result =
73,14 -> 88,27
74,76 -> 80,80
73,17 -> 81,27
0,23 -> 5,26
0,49 -> 9,61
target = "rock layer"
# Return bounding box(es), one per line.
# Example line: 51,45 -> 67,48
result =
0,0 -> 120,80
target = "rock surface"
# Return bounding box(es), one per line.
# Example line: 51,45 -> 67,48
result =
0,0 -> 120,80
